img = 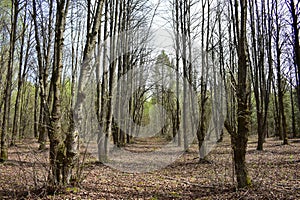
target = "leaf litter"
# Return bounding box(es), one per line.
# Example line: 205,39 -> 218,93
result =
0,135 -> 299,199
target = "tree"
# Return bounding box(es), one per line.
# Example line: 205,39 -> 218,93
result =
74,0 -> 104,165
273,0 -> 288,145
227,0 -> 252,188
172,0 -> 181,146
1,0 -> 20,162
154,50 -> 173,137
249,0 -> 272,150
11,0 -> 31,146
197,0 -> 210,162
288,0 -> 300,112
32,0 -> 55,150
47,0 -> 70,185
172,0 -> 196,151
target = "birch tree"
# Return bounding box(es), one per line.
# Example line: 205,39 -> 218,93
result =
47,0 -> 70,185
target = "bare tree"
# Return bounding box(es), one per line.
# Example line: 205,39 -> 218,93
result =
197,0 -> 210,162
73,0 -> 104,168
226,0 -> 252,188
11,0 -> 31,146
288,0 -> 300,112
273,0 -> 288,145
1,0 -> 20,162
32,0 -> 55,150
249,0 -> 272,150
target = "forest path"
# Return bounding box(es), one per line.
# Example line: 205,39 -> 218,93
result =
0,136 -> 299,199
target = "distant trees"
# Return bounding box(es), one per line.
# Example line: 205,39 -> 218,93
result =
153,50 -> 173,138
93,0 -> 155,160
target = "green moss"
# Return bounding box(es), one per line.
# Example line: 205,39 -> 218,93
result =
246,176 -> 252,187
66,187 -> 80,193
0,150 -> 8,162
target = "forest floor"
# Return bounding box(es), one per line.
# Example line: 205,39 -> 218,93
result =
0,134 -> 299,199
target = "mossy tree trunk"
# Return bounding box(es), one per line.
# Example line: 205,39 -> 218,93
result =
46,0 -> 71,186
230,0 -> 252,188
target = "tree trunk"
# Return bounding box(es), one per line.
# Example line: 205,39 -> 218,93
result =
75,0 -> 104,163
249,0 -> 270,151
290,83 -> 297,138
32,0 -> 54,150
289,0 -> 300,112
97,0 -> 108,162
34,78 -> 39,139
274,0 -> 288,145
174,0 -> 181,146
231,0 -> 252,188
11,6 -> 30,145
47,0 -> 70,185
1,0 -> 19,162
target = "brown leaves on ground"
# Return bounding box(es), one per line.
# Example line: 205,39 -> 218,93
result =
0,135 -> 299,199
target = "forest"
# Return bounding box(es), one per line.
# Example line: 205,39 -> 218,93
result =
0,0 -> 299,199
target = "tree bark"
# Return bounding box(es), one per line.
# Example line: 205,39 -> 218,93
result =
274,0 -> 288,145
1,0 -> 19,162
32,0 -> 54,150
11,4 -> 30,145
47,0 -> 70,185
231,0 -> 252,188
34,77 -> 39,139
289,0 -> 300,112
249,0 -> 270,151
74,0 -> 104,163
